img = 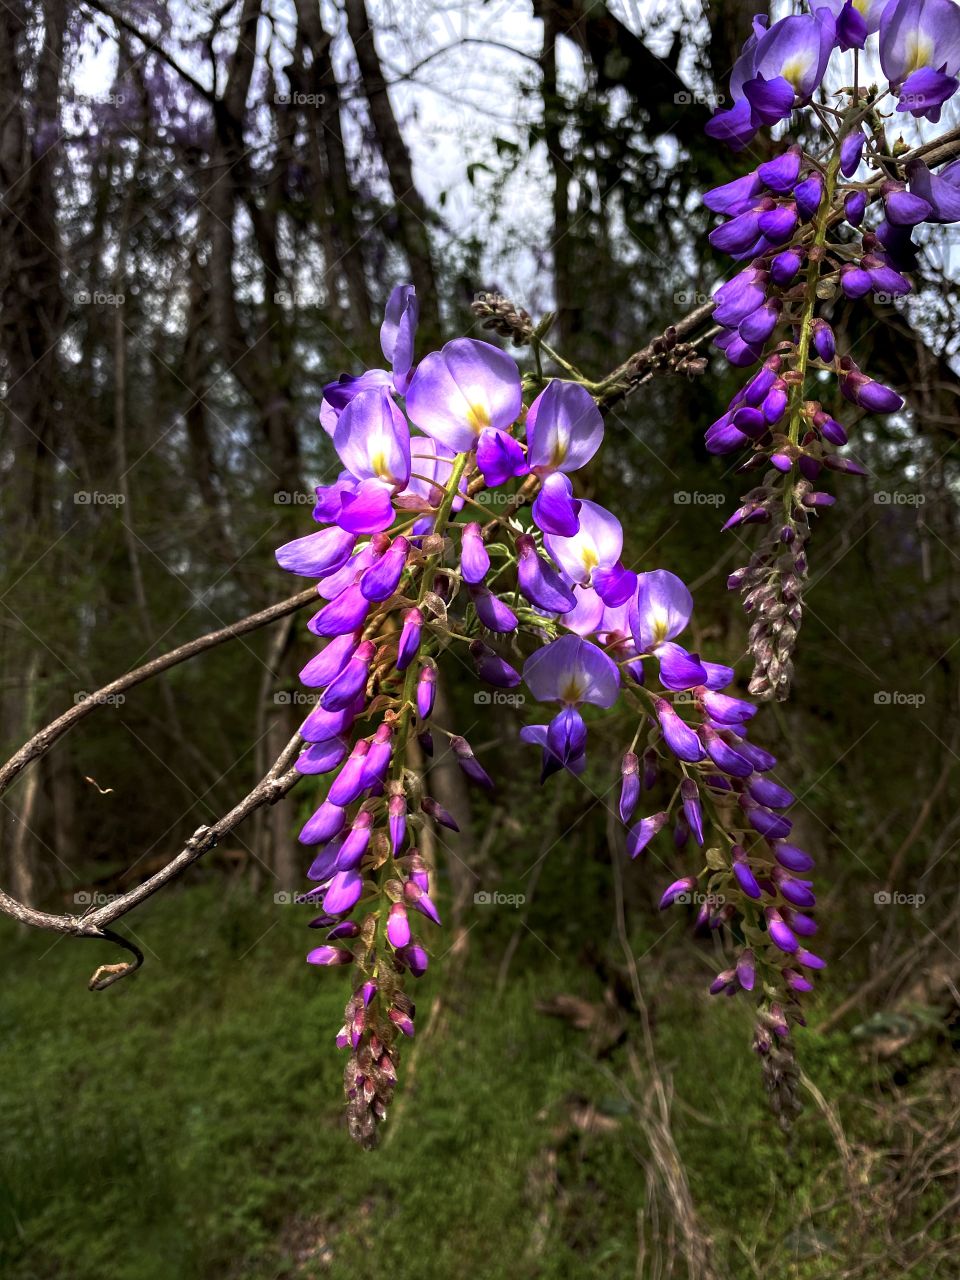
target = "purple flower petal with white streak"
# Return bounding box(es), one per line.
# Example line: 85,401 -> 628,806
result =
334,387 -> 410,488
406,337 -> 522,453
523,634 -> 620,708
526,380 -> 604,474
629,570 -> 693,652
880,0 -> 960,98
544,500 -> 623,587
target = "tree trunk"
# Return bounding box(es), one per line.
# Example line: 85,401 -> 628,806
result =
343,0 -> 441,340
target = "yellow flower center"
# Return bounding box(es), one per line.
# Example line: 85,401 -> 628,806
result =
904,32 -> 934,73
466,402 -> 491,434
780,55 -> 809,91
560,675 -> 585,703
369,446 -> 392,480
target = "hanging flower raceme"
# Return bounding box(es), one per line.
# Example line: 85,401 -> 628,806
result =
514,561 -> 821,1103
698,8 -> 960,698
274,278 -> 830,1144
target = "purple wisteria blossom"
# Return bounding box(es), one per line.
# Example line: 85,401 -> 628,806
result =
406,337 -> 523,456
880,0 -> 960,120
273,265 -> 835,1144
706,10 -> 836,150
521,634 -> 620,778
320,285 -> 419,434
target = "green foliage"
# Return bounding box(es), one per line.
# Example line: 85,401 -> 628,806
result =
1,884 -> 950,1280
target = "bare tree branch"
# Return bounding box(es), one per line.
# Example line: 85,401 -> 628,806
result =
0,586 -> 318,980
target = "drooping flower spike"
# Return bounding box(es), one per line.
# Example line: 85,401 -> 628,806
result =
276,273 -> 835,1145
697,4 -> 960,700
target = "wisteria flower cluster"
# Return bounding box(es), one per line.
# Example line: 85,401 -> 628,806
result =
702,0 -> 960,699
276,284 -> 824,1145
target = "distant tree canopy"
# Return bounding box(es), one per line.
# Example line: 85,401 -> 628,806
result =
0,0 -> 956,969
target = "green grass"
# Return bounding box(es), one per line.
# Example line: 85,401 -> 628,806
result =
0,880 -> 949,1279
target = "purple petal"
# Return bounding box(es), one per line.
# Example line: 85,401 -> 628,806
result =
276,526 -> 357,578
406,337 -> 522,453
532,471 -> 582,537
334,387 -> 410,487
526,380 -> 604,474
629,570 -> 693,652
523,634 -> 621,708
